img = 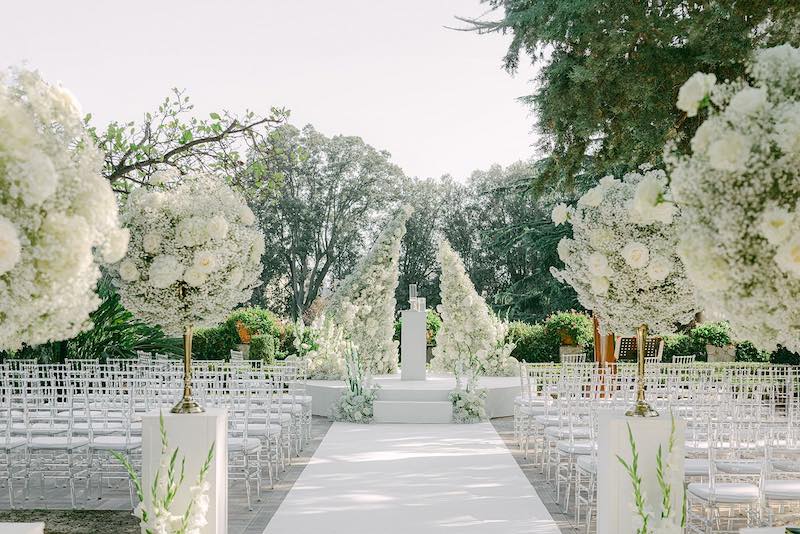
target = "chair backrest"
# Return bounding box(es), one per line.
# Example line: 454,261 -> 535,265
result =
230,350 -> 244,362
560,353 -> 587,364
672,354 -> 696,365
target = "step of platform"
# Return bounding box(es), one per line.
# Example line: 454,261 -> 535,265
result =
373,400 -> 453,424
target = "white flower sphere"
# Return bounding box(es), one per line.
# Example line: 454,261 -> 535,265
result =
0,68 -> 126,350
552,167 -> 696,335
667,44 -> 800,352
112,175 -> 264,335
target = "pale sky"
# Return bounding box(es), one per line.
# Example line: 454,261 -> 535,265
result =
0,1 -> 538,180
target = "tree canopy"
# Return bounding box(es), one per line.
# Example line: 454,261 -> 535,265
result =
466,0 -> 800,189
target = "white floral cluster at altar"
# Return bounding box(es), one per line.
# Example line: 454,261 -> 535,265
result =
324,208 -> 411,374
298,317 -> 346,380
667,44 -> 800,352
551,168 -> 697,336
431,240 -> 518,378
0,69 -> 128,350
112,173 -> 264,334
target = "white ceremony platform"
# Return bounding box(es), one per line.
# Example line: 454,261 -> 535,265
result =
262,422 -> 561,534
306,374 -> 518,422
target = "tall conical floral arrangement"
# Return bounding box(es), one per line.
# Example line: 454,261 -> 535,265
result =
431,240 -> 517,379
325,208 -> 411,374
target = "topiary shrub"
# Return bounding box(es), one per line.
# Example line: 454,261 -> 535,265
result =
250,334 -> 276,364
225,308 -> 280,342
662,333 -> 694,362
506,322 -> 560,363
192,326 -> 231,360
193,307 -> 281,360
543,312 -> 593,347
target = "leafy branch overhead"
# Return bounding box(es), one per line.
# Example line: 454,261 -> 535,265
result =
88,88 -> 289,193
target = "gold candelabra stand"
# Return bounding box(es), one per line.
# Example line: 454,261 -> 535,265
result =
625,323 -> 659,418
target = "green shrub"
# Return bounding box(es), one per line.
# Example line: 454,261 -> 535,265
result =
735,340 -> 768,362
225,308 -> 280,341
250,334 -> 276,364
690,322 -> 732,349
192,307 -> 281,360
507,321 -> 560,363
771,346 -> 800,365
662,333 -> 693,362
543,312 -> 593,347
192,326 -> 230,360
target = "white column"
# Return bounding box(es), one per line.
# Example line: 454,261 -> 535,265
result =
400,310 -> 427,381
597,413 -> 685,534
142,409 -> 228,534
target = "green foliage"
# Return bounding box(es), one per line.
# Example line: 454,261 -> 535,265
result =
690,322 -> 733,349
192,307 -> 280,360
468,0 -> 800,190
90,88 -> 288,193
0,277 -> 180,363
662,334 -> 694,362
735,341 -> 769,363
506,322 -> 559,363
543,312 -> 593,347
249,334 -> 276,364
771,347 -> 800,365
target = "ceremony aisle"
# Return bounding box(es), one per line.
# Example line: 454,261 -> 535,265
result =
262,422 -> 562,534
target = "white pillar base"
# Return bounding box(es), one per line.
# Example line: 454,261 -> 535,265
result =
401,310 -> 427,381
597,412 -> 685,534
142,409 -> 228,534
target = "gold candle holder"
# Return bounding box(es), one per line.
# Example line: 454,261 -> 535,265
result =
625,323 -> 659,417
170,324 -> 204,414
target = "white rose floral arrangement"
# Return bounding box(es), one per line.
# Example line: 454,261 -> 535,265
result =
325,208 -> 411,375
0,68 -> 128,350
667,44 -> 800,352
431,240 -> 518,377
551,168 -> 697,336
112,172 -> 264,335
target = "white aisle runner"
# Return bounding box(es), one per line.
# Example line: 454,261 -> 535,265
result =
262,422 -> 561,534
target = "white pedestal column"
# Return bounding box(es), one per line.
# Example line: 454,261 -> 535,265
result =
597,413 -> 685,534
142,409 -> 228,534
400,310 -> 427,381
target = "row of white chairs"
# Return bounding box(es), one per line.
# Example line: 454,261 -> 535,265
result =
514,362 -> 800,534
0,357 -> 312,511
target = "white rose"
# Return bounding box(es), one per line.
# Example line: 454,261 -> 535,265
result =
676,72 -> 716,117
690,120 -> 717,154
587,252 -> 611,277
590,276 -> 609,296
142,232 -> 162,254
707,131 -> 751,172
557,238 -> 573,262
239,205 -> 256,225
102,227 -> 130,263
119,259 -> 140,282
12,148 -> 59,207
599,175 -> 620,189
775,234 -> 800,278
631,174 -> 675,225
646,255 -> 672,282
728,86 -> 767,116
176,217 -> 207,246
148,255 -> 183,289
229,267 -> 243,287
758,205 -> 794,245
193,250 -> 218,273
677,237 -> 731,292
0,216 -> 22,275
183,266 -> 208,287
774,102 -> 800,155
551,203 -> 569,226
206,215 -> 229,241
578,186 -> 604,207
621,241 -> 650,269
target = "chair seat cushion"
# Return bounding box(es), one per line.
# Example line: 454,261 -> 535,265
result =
228,437 -> 261,453
245,423 -> 282,437
545,426 -> 591,439
517,405 -> 547,416
556,440 -> 594,455
687,482 -> 760,503
576,455 -> 596,474
0,437 -> 26,450
535,415 -> 581,426
280,395 -> 312,406
90,436 -> 142,451
716,461 -> 762,475
29,436 -> 89,450
764,479 -> 800,500
773,460 -> 800,473
12,423 -> 68,436
684,458 -> 710,477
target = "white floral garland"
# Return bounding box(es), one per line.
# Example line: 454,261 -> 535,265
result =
431,240 -> 518,377
667,44 -> 800,352
112,173 -> 264,335
325,208 -> 411,374
551,168 -> 697,336
0,68 -> 128,350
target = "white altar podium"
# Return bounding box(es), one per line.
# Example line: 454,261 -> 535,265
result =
400,310 -> 427,381
142,409 -> 228,534
597,413 -> 685,534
